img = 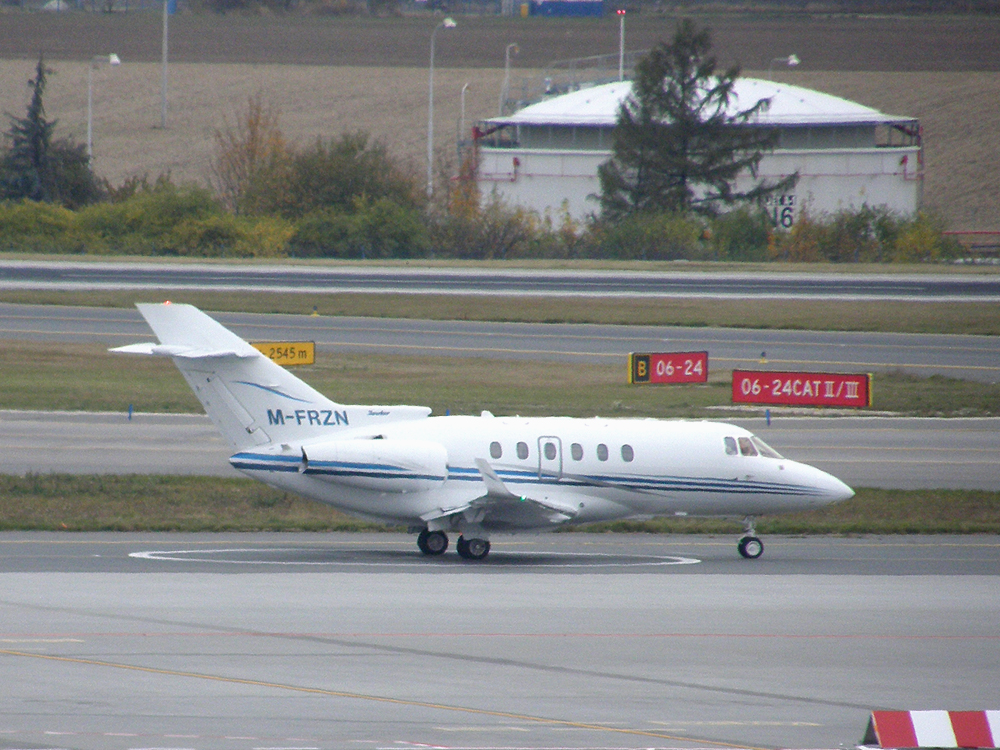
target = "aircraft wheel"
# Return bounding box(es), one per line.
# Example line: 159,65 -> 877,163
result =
417,529 -> 448,556
738,535 -> 763,559
456,536 -> 490,561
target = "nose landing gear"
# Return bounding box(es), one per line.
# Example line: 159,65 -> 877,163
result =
737,517 -> 764,559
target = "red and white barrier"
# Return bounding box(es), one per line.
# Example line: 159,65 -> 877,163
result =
862,711 -> 1000,748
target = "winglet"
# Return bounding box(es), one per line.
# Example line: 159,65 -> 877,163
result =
474,458 -> 521,500
474,459 -> 579,521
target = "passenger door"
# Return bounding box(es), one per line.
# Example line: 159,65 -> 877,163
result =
537,436 -> 563,480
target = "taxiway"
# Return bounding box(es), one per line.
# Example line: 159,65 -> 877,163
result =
1,533 -> 998,750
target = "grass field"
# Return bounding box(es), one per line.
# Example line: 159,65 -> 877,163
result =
4,339 -> 998,417
2,474 -> 997,534
1,15 -> 999,229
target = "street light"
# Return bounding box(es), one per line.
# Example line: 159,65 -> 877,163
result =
767,53 -> 800,78
499,42 -> 518,116
617,9 -> 626,82
87,53 -> 121,163
460,81 -> 470,144
427,17 -> 456,199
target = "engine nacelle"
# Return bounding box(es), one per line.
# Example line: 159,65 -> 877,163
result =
300,438 -> 448,493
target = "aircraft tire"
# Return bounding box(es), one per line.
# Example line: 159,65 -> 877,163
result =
418,529 -> 448,556
456,536 -> 490,561
738,535 -> 764,559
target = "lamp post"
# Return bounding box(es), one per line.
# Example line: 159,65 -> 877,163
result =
161,0 -> 170,128
767,53 -> 800,78
87,53 -> 121,163
460,81 -> 470,144
499,42 -> 518,116
617,9 -> 626,82
427,17 -> 456,199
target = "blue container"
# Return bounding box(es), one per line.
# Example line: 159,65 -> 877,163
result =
530,0 -> 603,17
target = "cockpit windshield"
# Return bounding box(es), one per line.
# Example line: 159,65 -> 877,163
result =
751,436 -> 783,459
725,435 -> 784,459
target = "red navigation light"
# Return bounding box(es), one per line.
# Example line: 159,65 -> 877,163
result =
616,8 -> 625,14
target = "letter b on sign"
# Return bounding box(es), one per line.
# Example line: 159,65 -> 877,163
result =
630,354 -> 651,384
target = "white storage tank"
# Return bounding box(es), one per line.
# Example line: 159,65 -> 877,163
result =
474,79 -> 922,225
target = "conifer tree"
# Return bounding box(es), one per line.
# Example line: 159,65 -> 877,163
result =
598,20 -> 796,220
0,54 -> 99,208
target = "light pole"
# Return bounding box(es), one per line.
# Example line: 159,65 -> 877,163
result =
460,81 -> 470,144
427,17 -> 456,199
499,42 -> 518,116
87,53 -> 121,163
767,53 -> 800,78
161,0 -> 170,128
617,9 -> 626,82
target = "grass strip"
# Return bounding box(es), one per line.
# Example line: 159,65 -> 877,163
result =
1,475 -> 997,535
2,288 -> 999,336
3,341 -> 998,417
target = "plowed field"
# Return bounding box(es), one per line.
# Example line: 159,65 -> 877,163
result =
1,13 -> 998,228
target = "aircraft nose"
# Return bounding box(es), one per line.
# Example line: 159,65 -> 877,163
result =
823,472 -> 855,503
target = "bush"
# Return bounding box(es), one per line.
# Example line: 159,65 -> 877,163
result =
76,178 -> 224,255
280,132 -> 421,220
431,197 -> 536,260
771,206 -> 958,264
892,212 -> 962,262
590,212 -> 707,260
708,207 -> 772,261
0,200 -> 87,253
169,214 -> 247,256
289,197 -> 428,259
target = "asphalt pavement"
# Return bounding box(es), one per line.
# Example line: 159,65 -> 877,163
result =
1,532 -> 997,750
3,260 -> 1000,300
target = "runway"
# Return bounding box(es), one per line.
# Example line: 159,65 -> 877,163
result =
3,260 -> 1000,300
1,533 -> 998,750
2,303 -> 999,382
2,410 -> 997,490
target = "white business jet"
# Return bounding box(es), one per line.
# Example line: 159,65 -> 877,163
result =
113,303 -> 854,561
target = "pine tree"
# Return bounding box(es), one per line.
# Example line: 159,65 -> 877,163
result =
0,54 -> 98,208
0,55 -> 56,202
598,20 -> 796,220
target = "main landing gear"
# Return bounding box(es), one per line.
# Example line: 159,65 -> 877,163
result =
416,528 -> 448,555
737,517 -> 764,559
456,535 -> 490,560
416,530 -> 490,561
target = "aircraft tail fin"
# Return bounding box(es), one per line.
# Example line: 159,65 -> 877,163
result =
112,303 -> 343,451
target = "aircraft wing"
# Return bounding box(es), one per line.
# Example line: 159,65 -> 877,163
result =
422,459 -> 579,530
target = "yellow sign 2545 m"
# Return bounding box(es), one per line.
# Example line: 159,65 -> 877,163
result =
250,341 -> 315,366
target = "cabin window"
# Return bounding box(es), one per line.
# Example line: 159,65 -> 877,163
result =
490,441 -> 502,459
752,436 -> 784,459
738,437 -> 758,456
571,443 -> 583,461
516,441 -> 529,460
597,443 -> 609,461
544,441 -> 557,460
621,444 -> 634,462
724,437 -> 738,455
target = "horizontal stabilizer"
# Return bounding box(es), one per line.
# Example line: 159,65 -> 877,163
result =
110,342 -> 257,359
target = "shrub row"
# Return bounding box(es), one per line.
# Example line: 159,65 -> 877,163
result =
0,180 -> 962,262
